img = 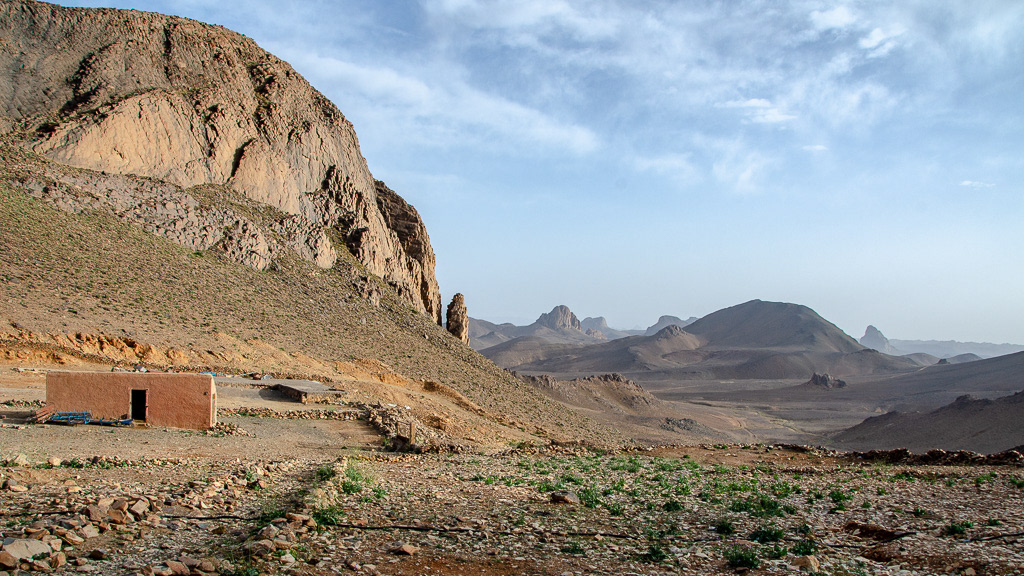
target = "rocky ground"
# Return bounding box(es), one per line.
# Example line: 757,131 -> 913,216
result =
3,402 -> 1023,576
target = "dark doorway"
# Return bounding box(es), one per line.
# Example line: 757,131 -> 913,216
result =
130,389 -> 148,421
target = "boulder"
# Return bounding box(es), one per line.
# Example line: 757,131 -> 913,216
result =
2,538 -> 53,561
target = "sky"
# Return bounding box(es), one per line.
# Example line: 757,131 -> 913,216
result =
60,1 -> 1024,343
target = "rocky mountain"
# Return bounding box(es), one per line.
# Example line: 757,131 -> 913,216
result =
0,0 -> 635,450
834,389 -> 1024,454
470,309 -> 697,350
860,325 -> 900,354
580,317 -> 641,340
536,305 -> 581,331
485,300 -> 919,381
645,315 -> 698,336
0,0 -> 441,323
467,305 -> 602,350
684,300 -> 864,353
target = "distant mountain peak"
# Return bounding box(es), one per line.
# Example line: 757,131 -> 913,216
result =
581,316 -> 610,332
535,305 -> 582,332
645,315 -> 697,336
860,325 -> 899,354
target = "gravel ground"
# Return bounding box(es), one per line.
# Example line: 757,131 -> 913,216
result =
2,422 -> 1022,576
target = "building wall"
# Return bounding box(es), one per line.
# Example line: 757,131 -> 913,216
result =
45,372 -> 216,430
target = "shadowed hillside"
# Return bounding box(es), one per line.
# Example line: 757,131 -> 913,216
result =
834,389 -> 1024,454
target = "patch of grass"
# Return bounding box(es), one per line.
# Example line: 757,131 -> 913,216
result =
723,545 -> 760,569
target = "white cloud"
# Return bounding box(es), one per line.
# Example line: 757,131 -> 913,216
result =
803,145 -> 828,152
959,180 -> 995,188
859,26 -> 905,57
810,6 -> 857,30
720,98 -> 796,124
722,98 -> 772,109
278,50 -> 598,155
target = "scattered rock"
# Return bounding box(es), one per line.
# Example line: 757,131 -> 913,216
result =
389,543 -> 419,556
791,555 -> 820,572
549,491 -> 580,505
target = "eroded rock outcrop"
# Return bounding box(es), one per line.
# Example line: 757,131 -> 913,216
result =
0,0 -> 441,322
536,305 -> 582,332
445,293 -> 470,344
807,372 -> 847,389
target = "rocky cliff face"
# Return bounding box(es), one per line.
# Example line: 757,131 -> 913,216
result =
535,305 -> 582,332
0,0 -> 441,323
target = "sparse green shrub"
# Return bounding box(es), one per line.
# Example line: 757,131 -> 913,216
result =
829,489 -> 850,504
974,472 -> 996,486
641,542 -> 667,563
790,539 -> 816,556
1008,476 -> 1024,489
750,524 -> 784,542
912,507 -> 930,518
579,486 -> 601,508
663,499 -> 684,512
724,545 -> 760,569
941,520 -> 973,537
986,518 -> 1002,526
713,517 -> 735,536
763,544 -> 788,559
312,505 -> 344,526
561,541 -> 586,555
339,464 -> 368,494
315,465 -> 337,482
729,493 -> 786,517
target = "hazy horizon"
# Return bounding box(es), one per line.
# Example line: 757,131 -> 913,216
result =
57,0 -> 1024,344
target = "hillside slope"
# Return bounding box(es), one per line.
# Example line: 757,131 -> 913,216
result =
0,0 -> 441,321
0,178 -> 626,447
834,390 -> 1024,454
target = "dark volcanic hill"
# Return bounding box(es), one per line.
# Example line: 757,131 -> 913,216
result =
684,300 -> 863,353
834,389 -> 1024,454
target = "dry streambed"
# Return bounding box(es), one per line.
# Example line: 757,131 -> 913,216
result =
2,441 -> 1023,576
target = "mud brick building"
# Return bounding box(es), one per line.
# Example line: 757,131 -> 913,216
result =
45,372 -> 217,430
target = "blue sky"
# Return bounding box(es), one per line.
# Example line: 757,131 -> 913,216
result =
61,1 -> 1024,343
